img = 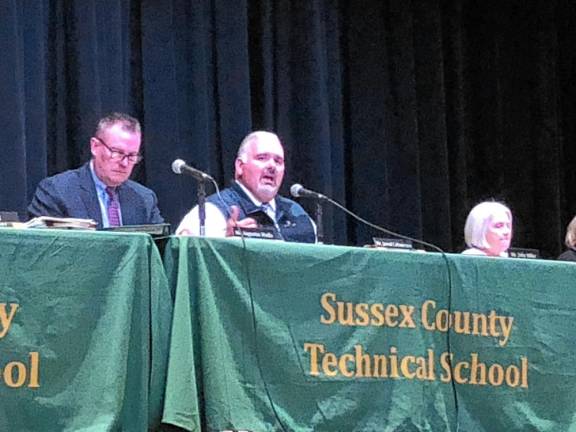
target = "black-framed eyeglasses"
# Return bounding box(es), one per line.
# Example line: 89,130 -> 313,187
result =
93,137 -> 143,164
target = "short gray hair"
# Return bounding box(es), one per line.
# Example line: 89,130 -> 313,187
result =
95,112 -> 141,137
464,201 -> 512,249
236,131 -> 279,161
565,215 -> 576,249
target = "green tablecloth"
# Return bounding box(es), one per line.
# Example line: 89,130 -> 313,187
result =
161,237 -> 576,432
0,229 -> 172,431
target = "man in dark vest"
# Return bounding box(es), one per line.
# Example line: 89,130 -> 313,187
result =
176,131 -> 316,243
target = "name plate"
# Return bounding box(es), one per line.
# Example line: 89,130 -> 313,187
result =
0,211 -> 19,222
232,226 -> 281,240
508,248 -> 540,259
101,223 -> 171,237
372,237 -> 414,250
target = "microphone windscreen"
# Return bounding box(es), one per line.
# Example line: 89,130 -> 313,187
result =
290,183 -> 304,198
172,159 -> 186,174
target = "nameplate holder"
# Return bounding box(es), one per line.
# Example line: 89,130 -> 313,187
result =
508,247 -> 540,259
0,211 -> 19,222
101,223 -> 171,237
372,237 -> 414,250
233,226 -> 281,240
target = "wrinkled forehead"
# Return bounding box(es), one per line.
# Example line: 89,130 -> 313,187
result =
247,134 -> 284,159
100,123 -> 142,152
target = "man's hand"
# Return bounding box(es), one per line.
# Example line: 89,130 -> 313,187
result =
226,205 -> 258,236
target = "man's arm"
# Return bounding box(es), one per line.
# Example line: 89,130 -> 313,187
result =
148,192 -> 165,224
28,179 -> 67,219
224,205 -> 258,236
176,203 -> 258,237
176,203 -> 228,237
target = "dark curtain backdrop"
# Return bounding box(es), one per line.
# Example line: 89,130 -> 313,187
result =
2,0 -> 576,257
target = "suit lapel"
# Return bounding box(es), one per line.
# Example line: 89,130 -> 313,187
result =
78,163 -> 104,228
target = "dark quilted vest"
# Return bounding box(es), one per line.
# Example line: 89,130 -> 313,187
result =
206,183 -> 316,243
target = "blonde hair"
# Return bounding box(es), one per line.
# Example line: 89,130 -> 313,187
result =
464,201 -> 512,249
565,215 -> 576,249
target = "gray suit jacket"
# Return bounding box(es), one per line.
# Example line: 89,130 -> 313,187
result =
28,163 -> 164,229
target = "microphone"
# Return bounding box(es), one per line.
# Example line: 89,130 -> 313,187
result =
290,183 -> 444,253
171,159 -> 214,181
290,183 -> 327,200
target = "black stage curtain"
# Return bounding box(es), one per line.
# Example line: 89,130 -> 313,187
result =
2,0 -> 576,257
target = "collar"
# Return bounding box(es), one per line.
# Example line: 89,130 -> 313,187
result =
90,160 -> 109,195
235,180 -> 276,211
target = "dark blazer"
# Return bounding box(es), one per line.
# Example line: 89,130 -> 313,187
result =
28,163 -> 164,229
557,248 -> 576,262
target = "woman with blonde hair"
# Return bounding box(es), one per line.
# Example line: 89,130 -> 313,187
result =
462,201 -> 512,257
557,215 -> 576,262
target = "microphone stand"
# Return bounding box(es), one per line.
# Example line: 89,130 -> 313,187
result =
316,200 -> 324,244
197,180 -> 207,237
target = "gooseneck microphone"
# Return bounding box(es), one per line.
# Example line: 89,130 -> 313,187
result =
171,159 -> 214,181
290,183 -> 327,200
291,184 -> 326,243
290,183 -> 444,253
172,159 -> 219,237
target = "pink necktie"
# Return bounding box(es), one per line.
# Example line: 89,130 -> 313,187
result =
106,187 -> 121,227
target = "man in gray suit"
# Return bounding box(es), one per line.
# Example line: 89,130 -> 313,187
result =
28,113 -> 164,228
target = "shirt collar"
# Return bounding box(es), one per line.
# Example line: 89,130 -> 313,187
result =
235,180 -> 276,211
90,160 -> 108,194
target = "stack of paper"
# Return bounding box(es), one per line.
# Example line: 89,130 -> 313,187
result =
22,216 -> 97,230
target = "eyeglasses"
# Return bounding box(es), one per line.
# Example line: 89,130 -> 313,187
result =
93,137 -> 143,164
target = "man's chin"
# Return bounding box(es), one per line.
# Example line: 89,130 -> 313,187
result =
257,185 -> 278,202
107,177 -> 129,187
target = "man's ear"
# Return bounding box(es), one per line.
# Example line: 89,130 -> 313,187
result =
235,158 -> 243,179
90,137 -> 99,158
